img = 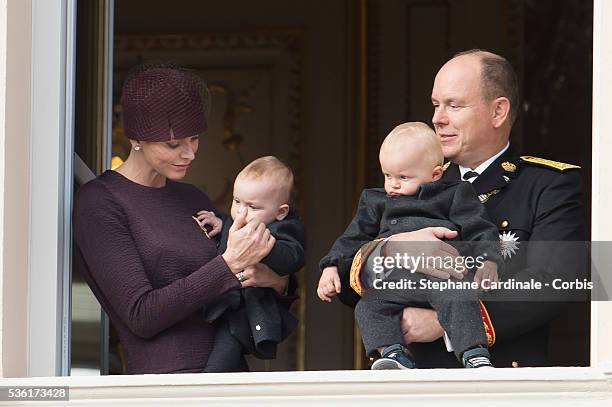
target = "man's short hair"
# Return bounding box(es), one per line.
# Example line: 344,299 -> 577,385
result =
454,49 -> 519,125
237,156 -> 294,204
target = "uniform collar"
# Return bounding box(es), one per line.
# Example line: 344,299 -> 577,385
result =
459,142 -> 510,182
443,144 -> 520,195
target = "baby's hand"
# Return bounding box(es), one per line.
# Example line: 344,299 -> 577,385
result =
195,210 -> 223,237
474,260 -> 498,291
317,266 -> 341,302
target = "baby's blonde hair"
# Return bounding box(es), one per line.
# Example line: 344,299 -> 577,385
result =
380,122 -> 444,168
237,156 -> 294,204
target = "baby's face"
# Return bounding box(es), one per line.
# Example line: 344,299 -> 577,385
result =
231,176 -> 286,224
380,147 -> 439,196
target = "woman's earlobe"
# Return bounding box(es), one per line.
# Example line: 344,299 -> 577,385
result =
129,140 -> 142,151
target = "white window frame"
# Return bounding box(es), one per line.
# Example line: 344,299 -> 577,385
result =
590,0 -> 612,368
21,0 -> 612,390
27,0 -> 115,377
27,0 -> 76,376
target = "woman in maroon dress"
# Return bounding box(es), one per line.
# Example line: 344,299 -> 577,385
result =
73,64 -> 288,374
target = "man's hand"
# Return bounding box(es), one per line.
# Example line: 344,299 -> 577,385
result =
474,260 -> 499,291
401,307 -> 444,344
195,210 -> 223,237
317,266 -> 341,302
384,227 -> 464,279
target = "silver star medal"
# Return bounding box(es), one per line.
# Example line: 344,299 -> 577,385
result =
499,231 -> 519,259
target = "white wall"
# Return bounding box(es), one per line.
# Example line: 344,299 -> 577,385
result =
0,0 -> 31,378
591,0 -> 612,367
0,0 -> 7,379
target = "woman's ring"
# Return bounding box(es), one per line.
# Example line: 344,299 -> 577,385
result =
236,271 -> 247,282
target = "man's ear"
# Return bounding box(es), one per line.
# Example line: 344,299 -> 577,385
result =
431,165 -> 443,181
492,97 -> 511,129
276,204 -> 290,221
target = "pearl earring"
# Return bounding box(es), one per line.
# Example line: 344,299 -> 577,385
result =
134,145 -> 141,151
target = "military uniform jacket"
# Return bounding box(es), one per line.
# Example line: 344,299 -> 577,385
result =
405,146 -> 586,368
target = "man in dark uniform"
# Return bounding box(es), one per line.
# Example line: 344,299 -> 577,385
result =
346,49 -> 586,368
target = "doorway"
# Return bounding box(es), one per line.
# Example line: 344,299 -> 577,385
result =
71,0 -> 592,373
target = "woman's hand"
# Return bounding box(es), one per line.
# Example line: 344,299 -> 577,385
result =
222,212 -> 275,273
383,227 -> 464,279
240,263 -> 289,295
401,307 -> 444,344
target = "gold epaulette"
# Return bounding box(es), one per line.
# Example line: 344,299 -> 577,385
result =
520,155 -> 580,171
442,161 -> 451,171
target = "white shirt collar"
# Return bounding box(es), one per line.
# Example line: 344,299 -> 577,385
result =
458,142 -> 510,183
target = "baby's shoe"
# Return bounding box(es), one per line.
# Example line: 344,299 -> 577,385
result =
371,344 -> 417,370
461,346 -> 494,368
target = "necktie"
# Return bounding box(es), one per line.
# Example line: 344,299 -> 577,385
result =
462,170 -> 479,181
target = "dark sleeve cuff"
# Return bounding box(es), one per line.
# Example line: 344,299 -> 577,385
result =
319,256 -> 340,271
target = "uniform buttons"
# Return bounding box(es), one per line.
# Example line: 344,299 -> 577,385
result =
501,220 -> 509,228
512,361 -> 519,368
390,219 -> 398,225
255,324 -> 261,331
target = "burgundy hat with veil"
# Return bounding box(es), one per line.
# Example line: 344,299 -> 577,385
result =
121,64 -> 210,142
